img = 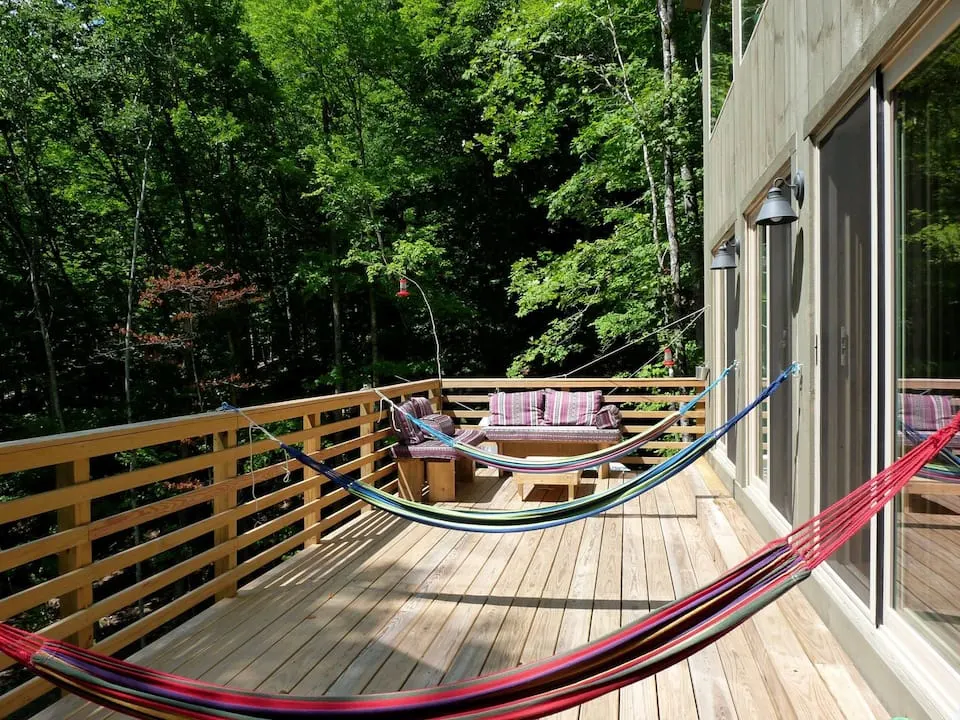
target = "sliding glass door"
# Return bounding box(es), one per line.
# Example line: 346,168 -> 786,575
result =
891,24 -> 960,674
819,95 -> 873,603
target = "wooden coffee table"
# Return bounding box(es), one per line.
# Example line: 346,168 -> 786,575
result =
514,457 -> 582,501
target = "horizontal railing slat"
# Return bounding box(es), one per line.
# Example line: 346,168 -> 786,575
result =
0,410 -> 391,525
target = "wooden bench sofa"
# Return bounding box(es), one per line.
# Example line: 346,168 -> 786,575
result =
480,389 -> 623,479
389,396 -> 485,502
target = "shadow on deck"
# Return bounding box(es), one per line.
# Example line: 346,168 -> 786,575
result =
34,462 -> 888,720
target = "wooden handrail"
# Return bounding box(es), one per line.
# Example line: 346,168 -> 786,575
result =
0,379 -> 436,475
0,375 -> 708,717
441,377 -> 706,389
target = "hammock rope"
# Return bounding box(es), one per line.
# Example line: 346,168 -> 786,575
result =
2,409 -> 957,720
219,363 -> 791,533
374,362 -> 735,475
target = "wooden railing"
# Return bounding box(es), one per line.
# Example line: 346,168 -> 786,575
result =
0,375 -> 705,718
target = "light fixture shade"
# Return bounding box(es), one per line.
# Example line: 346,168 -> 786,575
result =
756,186 -> 798,226
710,240 -> 738,270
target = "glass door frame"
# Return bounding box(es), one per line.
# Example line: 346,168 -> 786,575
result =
879,3 -> 960,709
713,231 -> 737,468
744,177 -> 790,520
745,206 -> 767,498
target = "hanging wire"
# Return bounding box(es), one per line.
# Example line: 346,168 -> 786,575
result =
550,306 -> 707,378
605,308 -> 709,394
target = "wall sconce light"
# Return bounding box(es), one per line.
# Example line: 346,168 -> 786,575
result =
756,170 -> 805,227
710,237 -> 739,270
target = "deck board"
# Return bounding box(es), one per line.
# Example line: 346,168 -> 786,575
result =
35,463 -> 888,720
577,482 -> 622,720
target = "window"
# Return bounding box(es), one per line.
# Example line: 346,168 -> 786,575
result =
710,0 -> 733,128
741,0 -> 765,55
819,95 -> 873,603
893,24 -> 960,673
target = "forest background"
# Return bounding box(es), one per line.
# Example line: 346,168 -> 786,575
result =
0,0 -> 706,441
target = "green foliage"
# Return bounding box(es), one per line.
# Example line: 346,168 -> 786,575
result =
469,0 -> 704,376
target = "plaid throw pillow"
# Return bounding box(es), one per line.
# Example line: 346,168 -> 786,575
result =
392,396 -> 435,444
421,413 -> 456,436
488,391 -> 543,426
543,389 -> 602,426
594,404 -> 622,429
898,393 -> 953,432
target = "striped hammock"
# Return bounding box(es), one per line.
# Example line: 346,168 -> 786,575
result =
900,421 -> 960,482
268,365 -> 796,533
382,364 -> 735,475
3,403 -> 957,720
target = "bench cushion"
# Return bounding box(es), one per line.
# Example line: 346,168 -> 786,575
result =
390,428 -> 487,460
392,396 -> 435,444
489,391 -> 544,426
898,392 -> 953,432
421,413 -> 456,436
543,389 -> 601,426
594,404 -> 622,429
483,425 -> 621,443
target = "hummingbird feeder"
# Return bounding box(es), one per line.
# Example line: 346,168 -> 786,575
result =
663,347 -> 675,368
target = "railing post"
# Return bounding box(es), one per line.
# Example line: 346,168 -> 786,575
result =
302,412 -> 321,546
428,381 -> 443,413
359,401 -> 375,513
56,458 -> 93,649
213,429 -> 238,601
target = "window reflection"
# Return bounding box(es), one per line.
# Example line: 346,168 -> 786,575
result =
894,25 -> 960,673
710,0 -> 733,128
741,0 -> 765,55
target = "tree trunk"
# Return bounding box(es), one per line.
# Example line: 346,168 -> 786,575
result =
640,133 -> 665,274
681,161 -> 699,228
24,249 -> 64,432
1,129 -> 65,431
657,0 -> 682,318
284,286 -> 294,350
330,238 -> 344,393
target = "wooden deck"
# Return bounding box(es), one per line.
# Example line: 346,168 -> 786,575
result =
34,462 -> 887,720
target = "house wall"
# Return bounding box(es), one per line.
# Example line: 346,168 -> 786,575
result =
699,2 -> 960,719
